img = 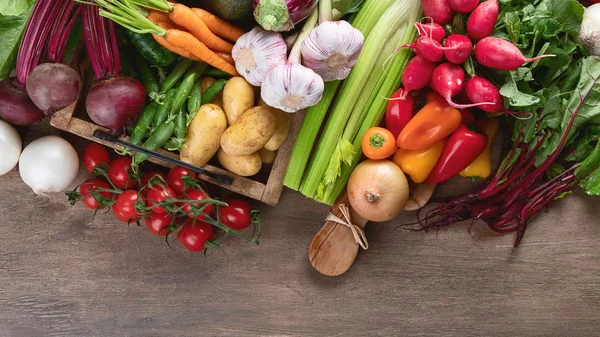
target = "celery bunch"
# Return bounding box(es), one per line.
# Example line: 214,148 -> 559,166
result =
283,0 -> 421,205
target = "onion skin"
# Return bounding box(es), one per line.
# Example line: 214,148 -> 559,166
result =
0,78 -> 45,126
347,160 -> 410,222
26,63 -> 81,115
85,77 -> 146,134
0,119 -> 22,176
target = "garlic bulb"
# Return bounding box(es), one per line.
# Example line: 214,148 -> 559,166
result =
261,64 -> 325,113
232,27 -> 288,86
260,8 -> 324,113
301,20 -> 364,81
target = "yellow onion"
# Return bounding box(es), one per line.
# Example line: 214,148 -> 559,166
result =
347,160 -> 409,222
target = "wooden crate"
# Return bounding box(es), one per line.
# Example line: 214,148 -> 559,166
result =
50,63 -> 303,206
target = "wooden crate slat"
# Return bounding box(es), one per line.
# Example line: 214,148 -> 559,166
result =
261,110 -> 305,206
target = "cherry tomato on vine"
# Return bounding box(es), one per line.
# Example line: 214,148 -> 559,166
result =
112,203 -> 131,223
83,143 -> 111,173
114,190 -> 144,220
108,157 -> 137,189
167,166 -> 197,195
144,212 -> 172,236
219,198 -> 253,230
178,220 -> 215,252
146,185 -> 175,214
181,189 -> 214,220
79,178 -> 113,210
141,171 -> 167,188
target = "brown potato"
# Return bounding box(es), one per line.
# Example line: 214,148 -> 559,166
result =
220,106 -> 276,156
217,148 -> 262,177
180,104 -> 227,167
263,108 -> 290,151
259,148 -> 277,164
223,77 -> 255,125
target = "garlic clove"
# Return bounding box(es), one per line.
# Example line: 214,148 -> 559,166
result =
301,21 -> 365,81
232,27 -> 288,86
261,64 -> 325,113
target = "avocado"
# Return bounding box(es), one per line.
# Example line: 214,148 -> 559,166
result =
203,0 -> 252,21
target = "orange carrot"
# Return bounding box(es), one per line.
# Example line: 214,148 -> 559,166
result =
215,52 -> 235,65
153,22 -> 200,61
191,8 -> 246,42
148,10 -> 171,24
169,4 -> 233,53
158,24 -> 238,75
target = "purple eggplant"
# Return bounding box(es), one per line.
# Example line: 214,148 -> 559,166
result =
253,0 -> 318,31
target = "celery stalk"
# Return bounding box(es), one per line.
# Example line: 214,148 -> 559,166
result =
283,0 -> 395,191
283,80 -> 340,190
300,0 -> 419,199
322,27 -> 418,205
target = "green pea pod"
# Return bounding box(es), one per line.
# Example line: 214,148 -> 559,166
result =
130,102 -> 159,146
171,62 -> 207,115
201,79 -> 227,105
126,30 -> 177,67
187,79 -> 202,114
133,120 -> 176,165
154,89 -> 177,129
160,58 -> 194,93
174,106 -> 187,141
136,54 -> 162,103
203,67 -> 232,78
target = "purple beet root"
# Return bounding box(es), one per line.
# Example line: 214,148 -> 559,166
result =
26,63 -> 81,115
0,78 -> 45,126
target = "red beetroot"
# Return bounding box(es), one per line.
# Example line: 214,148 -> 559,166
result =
26,63 -> 81,115
0,79 -> 44,125
430,63 -> 494,109
421,0 -> 454,26
475,37 -> 555,71
448,0 -> 479,13
402,56 -> 437,95
444,34 -> 473,65
414,22 -> 446,42
465,75 -> 505,114
466,0 -> 499,41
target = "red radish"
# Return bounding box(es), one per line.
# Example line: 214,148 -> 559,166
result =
465,75 -> 505,114
401,36 -> 446,62
448,0 -> 479,13
402,55 -> 437,95
421,0 -> 455,26
466,0 -> 499,41
26,1 -> 81,115
444,34 -> 473,65
414,22 -> 446,42
82,5 -> 146,134
475,37 -> 555,71
431,63 -> 494,109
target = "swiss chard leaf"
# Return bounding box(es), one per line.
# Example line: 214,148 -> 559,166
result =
0,0 -> 35,80
0,0 -> 30,16
580,170 -> 600,196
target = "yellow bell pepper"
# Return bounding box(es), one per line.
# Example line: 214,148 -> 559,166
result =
459,118 -> 500,179
393,140 -> 446,183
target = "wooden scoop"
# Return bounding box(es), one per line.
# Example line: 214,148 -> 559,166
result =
308,191 -> 368,277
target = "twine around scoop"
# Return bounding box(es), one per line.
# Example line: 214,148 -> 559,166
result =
326,204 -> 369,250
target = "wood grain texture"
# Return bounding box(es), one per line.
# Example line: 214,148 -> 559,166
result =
1,122 -> 600,337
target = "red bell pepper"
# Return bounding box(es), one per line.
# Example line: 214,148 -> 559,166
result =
426,124 -> 488,184
385,88 -> 414,139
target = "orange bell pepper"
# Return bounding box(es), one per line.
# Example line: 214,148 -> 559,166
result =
459,118 -> 500,179
396,100 -> 462,150
393,140 -> 446,183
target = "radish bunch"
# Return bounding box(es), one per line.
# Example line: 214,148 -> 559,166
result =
396,0 -> 555,112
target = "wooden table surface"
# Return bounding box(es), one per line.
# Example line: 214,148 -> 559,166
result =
1,122 -> 600,337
